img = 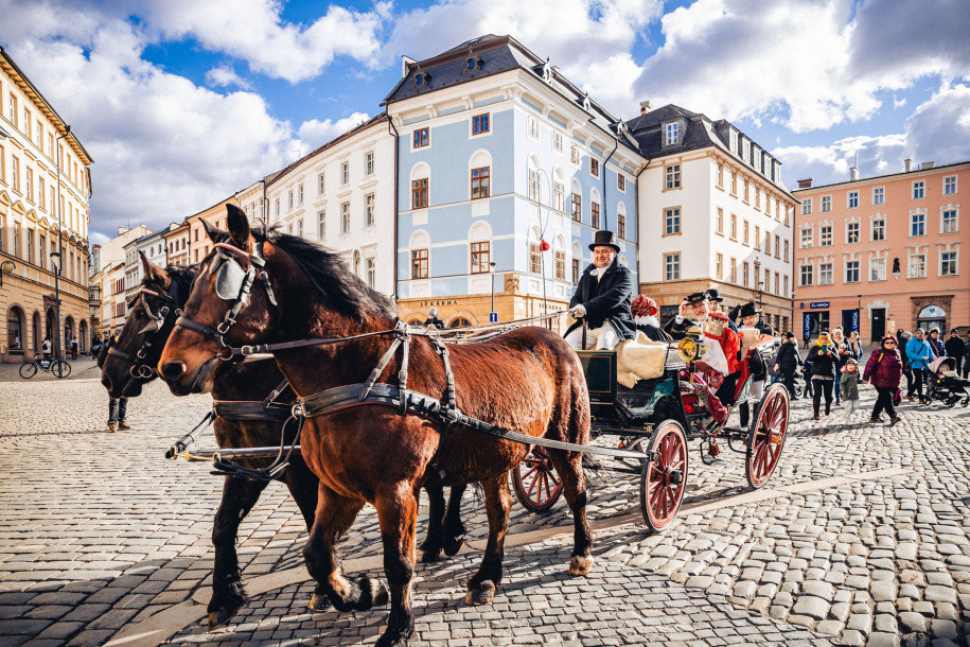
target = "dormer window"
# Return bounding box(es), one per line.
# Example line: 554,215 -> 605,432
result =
413,71 -> 431,88
665,122 -> 679,145
462,56 -> 483,75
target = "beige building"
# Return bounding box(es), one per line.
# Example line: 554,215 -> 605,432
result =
163,221 -> 190,267
187,196 -> 239,266
1,47 -> 94,361
88,225 -> 151,338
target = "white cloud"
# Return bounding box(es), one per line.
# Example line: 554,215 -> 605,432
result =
632,0 -> 970,133
383,0 -> 662,113
773,84 -> 970,186
0,2 -> 302,237
141,0 -> 390,83
205,63 -> 252,90
297,112 -> 372,150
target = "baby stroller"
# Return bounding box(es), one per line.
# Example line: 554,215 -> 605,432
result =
927,357 -> 970,408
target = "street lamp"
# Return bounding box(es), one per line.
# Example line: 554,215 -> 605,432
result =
54,125 -> 72,363
489,261 -> 497,323
50,251 -> 62,361
0,260 -> 15,288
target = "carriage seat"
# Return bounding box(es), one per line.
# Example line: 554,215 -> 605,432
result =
615,331 -> 682,389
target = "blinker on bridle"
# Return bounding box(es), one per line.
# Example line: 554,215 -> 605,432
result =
108,282 -> 181,379
174,241 -> 277,359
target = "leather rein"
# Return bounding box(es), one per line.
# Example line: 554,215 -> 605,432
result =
108,283 -> 182,380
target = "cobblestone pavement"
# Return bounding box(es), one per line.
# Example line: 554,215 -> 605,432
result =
0,371 -> 968,646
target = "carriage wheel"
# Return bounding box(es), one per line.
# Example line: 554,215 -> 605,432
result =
639,420 -> 688,534
746,383 -> 789,489
511,447 -> 563,513
19,363 -> 37,379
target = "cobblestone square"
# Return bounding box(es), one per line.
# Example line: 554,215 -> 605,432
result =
1,363 -> 969,646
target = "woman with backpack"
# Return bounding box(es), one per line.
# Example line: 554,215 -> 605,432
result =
862,335 -> 903,425
807,332 -> 839,420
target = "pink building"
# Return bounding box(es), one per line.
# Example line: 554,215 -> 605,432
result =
793,160 -> 969,343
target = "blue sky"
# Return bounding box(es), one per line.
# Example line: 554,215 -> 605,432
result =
1,0 -> 967,242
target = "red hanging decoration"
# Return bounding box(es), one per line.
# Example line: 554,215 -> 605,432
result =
539,239 -> 550,252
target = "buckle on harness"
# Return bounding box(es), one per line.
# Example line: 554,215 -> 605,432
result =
240,345 -> 256,356
291,402 -> 306,418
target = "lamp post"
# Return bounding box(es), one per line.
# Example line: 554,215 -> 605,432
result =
0,260 -> 15,288
489,261 -> 497,322
54,126 -> 71,363
50,251 -> 62,361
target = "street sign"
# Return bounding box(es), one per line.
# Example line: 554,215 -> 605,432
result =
489,312 -> 498,323
810,301 -> 830,309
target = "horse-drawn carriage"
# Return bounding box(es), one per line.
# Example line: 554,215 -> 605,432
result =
512,326 -> 790,533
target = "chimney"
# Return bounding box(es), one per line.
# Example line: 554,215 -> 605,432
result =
797,178 -> 813,189
850,167 -> 860,181
639,100 -> 652,114
117,226 -> 129,235
921,161 -> 935,170
904,158 -> 913,172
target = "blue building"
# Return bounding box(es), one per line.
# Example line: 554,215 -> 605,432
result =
383,35 -> 644,328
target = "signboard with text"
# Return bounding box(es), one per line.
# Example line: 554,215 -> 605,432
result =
810,301 -> 830,309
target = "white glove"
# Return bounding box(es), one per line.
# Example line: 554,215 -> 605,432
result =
570,305 -> 586,319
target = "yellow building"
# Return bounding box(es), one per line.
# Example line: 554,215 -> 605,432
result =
1,47 -> 94,362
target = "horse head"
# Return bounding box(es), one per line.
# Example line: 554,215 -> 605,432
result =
101,252 -> 192,398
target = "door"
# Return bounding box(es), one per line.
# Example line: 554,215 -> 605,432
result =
841,309 -> 859,335
871,308 -> 886,342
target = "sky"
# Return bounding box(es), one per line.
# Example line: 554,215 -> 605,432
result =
1,0 -> 968,245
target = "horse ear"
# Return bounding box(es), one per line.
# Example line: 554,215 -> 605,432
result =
201,217 -> 220,243
140,251 -> 171,288
226,204 -> 251,248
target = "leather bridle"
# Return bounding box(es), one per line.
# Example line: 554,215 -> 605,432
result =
174,241 -> 277,359
108,282 -> 181,379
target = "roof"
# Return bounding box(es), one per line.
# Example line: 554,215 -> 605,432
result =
384,35 -> 639,155
267,113 -> 388,188
792,159 -> 970,193
0,47 -> 94,165
626,103 -> 794,198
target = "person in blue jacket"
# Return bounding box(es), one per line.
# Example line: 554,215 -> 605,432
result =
905,328 -> 936,404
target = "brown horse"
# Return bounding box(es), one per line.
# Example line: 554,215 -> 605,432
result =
101,255 -> 321,628
158,205 -> 593,647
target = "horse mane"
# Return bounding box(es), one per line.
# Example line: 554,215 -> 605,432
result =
249,227 -> 398,320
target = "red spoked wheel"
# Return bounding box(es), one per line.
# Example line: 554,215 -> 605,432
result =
511,447 -> 563,513
746,383 -> 790,489
639,420 -> 688,534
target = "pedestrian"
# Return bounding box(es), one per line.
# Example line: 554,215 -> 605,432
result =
70,336 -> 79,360
830,328 -> 856,406
802,355 -> 814,400
848,330 -> 863,364
100,333 -> 130,432
41,336 -> 52,363
773,332 -> 802,400
965,332 -> 970,379
807,331 -> 839,420
927,328 -> 945,358
944,329 -> 966,375
862,335 -> 903,425
423,307 -> 445,330
905,328 -> 935,404
898,330 -> 914,393
840,358 -> 860,420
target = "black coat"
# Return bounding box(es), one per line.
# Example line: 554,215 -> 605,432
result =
807,345 -> 839,378
776,342 -> 803,371
565,259 -> 636,342
637,323 -> 671,343
664,316 -> 695,340
945,337 -> 966,359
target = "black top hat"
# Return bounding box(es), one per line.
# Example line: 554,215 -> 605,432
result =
589,230 -> 620,252
686,292 -> 707,305
738,302 -> 761,319
704,288 -> 723,302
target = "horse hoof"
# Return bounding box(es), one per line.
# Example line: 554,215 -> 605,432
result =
376,622 -> 415,647
420,548 -> 442,563
443,536 -> 465,557
569,555 -> 594,577
354,577 -> 389,611
464,580 -> 496,606
308,593 -> 331,612
207,608 -> 234,630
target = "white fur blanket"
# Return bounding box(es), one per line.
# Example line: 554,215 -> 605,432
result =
615,331 -> 677,389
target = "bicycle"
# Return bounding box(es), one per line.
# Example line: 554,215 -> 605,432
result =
19,357 -> 72,379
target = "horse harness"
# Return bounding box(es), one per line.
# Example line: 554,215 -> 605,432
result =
108,282 -> 181,379
172,240 -> 653,470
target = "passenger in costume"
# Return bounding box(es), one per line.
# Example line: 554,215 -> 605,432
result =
564,230 -> 636,350
664,292 -> 709,340
739,302 -> 773,335
705,289 -> 738,333
631,294 -> 670,342
736,302 -> 771,427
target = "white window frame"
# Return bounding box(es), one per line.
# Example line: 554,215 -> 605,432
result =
317,173 -> 325,195
553,132 -> 564,153
908,252 -> 926,279
799,264 -> 814,287
846,221 -> 860,244
340,202 -> 350,234
847,190 -> 859,209
871,218 -> 886,242
365,152 -> 375,176
941,207 -> 959,234
799,226 -> 813,249
910,213 -> 926,237
872,187 -> 885,205
801,198 -> 812,215
527,116 -> 540,141
341,162 -> 350,186
665,164 -> 681,190
940,250 -> 958,277
819,262 -> 833,285
820,195 -> 832,212
317,211 -> 326,240
663,252 -> 680,280
870,257 -> 886,282
820,225 -> 833,247
845,260 -> 860,284
665,122 -> 679,145
912,180 -> 925,199
943,175 -> 957,195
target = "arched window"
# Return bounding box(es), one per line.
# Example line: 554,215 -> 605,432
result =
7,306 -> 24,352
528,226 -> 542,275
469,222 -> 492,275
527,157 -> 541,202
617,202 -> 627,240
554,235 -> 567,280
409,230 -> 430,280
590,188 -> 601,229
571,241 -> 584,283
352,250 -> 361,276
469,150 -> 492,200
570,179 -> 582,222
449,316 -> 472,328
410,162 -> 430,210
553,168 -> 565,212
